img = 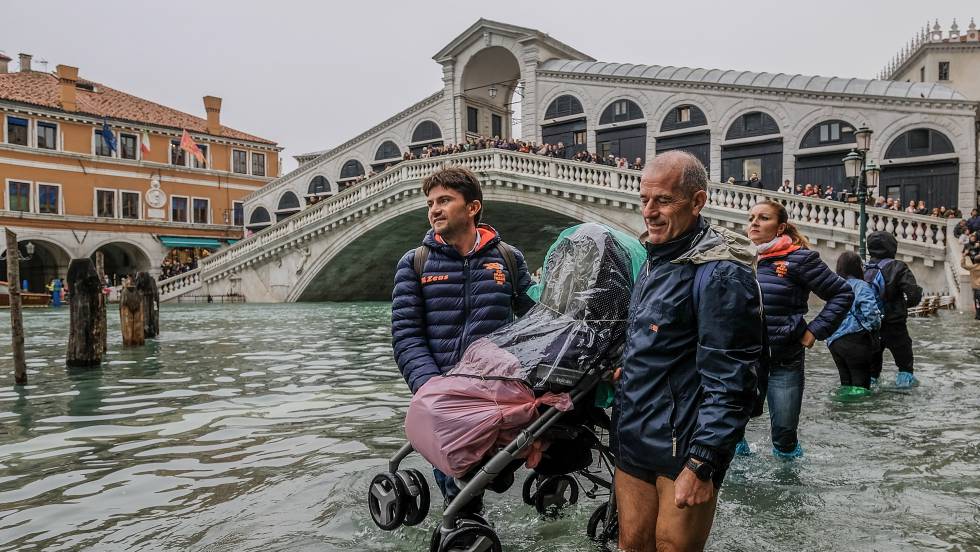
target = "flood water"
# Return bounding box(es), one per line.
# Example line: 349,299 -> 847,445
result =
0,303 -> 978,551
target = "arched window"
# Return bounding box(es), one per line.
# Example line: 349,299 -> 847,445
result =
411,121 -> 442,143
247,206 -> 271,229
725,111 -> 779,140
800,120 -> 856,149
375,140 -> 401,161
544,95 -> 584,120
884,128 -> 954,159
339,160 -> 365,180
277,191 -> 300,211
599,99 -> 644,125
308,175 -> 330,195
659,104 -> 708,132
881,128 -> 958,210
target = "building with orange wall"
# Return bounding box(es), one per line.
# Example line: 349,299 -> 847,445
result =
0,52 -> 281,291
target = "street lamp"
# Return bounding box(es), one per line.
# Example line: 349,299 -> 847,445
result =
488,86 -> 497,99
0,241 -> 34,262
842,126 -> 875,259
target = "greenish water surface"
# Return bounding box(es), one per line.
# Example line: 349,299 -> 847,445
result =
0,303 -> 978,551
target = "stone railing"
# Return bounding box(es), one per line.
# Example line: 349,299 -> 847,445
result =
707,185 -> 949,250
190,149 -> 949,287
158,268 -> 202,300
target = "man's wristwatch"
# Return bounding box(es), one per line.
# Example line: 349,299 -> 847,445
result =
685,457 -> 715,482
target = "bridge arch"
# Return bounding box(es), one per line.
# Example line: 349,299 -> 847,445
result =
247,206 -> 272,233
460,45 -> 522,139
288,189 -> 637,302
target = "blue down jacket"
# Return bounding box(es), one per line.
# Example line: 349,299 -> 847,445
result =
391,225 -> 533,393
756,238 -> 853,360
614,218 -> 762,475
826,278 -> 881,347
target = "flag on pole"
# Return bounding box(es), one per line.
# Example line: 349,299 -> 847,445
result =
179,130 -> 206,166
101,120 -> 117,153
140,130 -> 151,156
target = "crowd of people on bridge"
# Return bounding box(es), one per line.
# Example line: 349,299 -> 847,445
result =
158,248 -> 209,280
387,151 -> 965,551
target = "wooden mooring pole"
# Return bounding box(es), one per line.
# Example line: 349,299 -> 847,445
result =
66,258 -> 103,367
119,279 -> 145,346
135,272 -> 159,338
95,252 -> 107,356
5,229 -> 27,385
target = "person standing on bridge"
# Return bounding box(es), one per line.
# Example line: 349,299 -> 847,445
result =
962,253 -> 980,320
614,151 -> 762,552
866,231 -> 923,388
741,200 -> 852,459
390,166 -> 534,518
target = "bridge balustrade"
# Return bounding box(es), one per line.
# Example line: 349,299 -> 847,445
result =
195,149 -> 949,290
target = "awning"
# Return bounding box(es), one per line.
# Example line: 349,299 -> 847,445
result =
159,236 -> 223,249
225,239 -> 239,245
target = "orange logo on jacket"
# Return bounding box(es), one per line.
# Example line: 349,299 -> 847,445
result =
649,323 -> 659,333
774,261 -> 789,278
421,274 -> 449,284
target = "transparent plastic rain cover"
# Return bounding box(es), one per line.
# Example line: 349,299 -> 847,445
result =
450,222 -> 642,391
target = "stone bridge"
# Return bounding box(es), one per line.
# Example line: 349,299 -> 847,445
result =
158,150 -> 972,307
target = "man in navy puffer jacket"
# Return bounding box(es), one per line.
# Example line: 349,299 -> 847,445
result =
391,166 -> 533,513
615,151 -> 762,551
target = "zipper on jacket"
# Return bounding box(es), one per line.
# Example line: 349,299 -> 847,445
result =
458,259 -> 472,359
667,372 -> 678,457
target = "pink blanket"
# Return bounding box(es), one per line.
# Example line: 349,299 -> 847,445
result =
405,373 -> 572,478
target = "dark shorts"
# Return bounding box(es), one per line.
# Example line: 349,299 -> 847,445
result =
616,460 -> 726,490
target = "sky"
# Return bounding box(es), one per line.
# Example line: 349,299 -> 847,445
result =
6,1 -> 976,173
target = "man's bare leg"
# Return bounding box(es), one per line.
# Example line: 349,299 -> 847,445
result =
616,469 -> 659,552
654,475 -> 718,552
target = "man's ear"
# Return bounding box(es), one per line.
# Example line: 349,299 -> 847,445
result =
468,199 -> 482,219
691,190 -> 708,215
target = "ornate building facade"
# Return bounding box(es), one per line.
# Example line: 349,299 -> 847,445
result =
0,52 -> 281,289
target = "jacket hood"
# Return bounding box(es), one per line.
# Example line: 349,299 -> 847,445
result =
423,224 -> 501,257
672,218 -> 758,270
867,231 -> 897,260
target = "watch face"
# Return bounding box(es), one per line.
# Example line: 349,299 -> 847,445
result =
146,188 -> 166,208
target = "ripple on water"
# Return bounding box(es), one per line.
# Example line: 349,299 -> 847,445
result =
0,304 -> 978,551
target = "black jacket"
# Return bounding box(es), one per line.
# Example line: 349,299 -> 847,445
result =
867,231 -> 922,325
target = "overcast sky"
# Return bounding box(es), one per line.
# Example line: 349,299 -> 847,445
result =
6,1 -> 975,172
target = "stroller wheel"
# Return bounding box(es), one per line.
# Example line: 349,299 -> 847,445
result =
521,471 -> 539,505
587,500 -> 619,548
437,521 -> 502,552
533,475 -> 579,516
367,472 -> 407,530
399,469 -> 430,526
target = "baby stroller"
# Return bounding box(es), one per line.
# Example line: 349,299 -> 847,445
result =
367,223 -> 641,551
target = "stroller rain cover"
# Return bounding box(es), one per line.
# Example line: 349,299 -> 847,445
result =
405,223 -> 645,478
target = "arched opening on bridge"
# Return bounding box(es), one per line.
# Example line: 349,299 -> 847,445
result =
276,191 -> 301,222
657,104 -> 710,174
541,95 -> 585,159
882,128 -> 958,209
0,239 -> 71,293
409,121 -> 444,157
337,160 -> 366,191
795,120 -> 856,198
596,99 -> 646,165
296,201 -> 581,302
372,141 -> 402,173
460,46 -> 521,141
721,111 -> 782,189
307,175 -> 332,205
247,206 -> 272,234
90,242 -> 151,285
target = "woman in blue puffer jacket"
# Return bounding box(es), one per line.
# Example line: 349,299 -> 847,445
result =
826,251 -> 882,392
741,200 -> 853,459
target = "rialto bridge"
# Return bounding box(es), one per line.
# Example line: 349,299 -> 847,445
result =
159,19 -> 977,307
158,149 -> 974,309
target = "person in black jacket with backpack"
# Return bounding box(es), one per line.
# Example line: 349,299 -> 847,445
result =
743,200 -> 853,459
866,231 -> 923,388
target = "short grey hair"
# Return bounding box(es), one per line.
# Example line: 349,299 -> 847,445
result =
644,150 -> 708,199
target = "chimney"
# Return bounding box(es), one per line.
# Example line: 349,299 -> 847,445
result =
56,65 -> 78,112
18,53 -> 31,72
203,95 -> 222,135
0,52 -> 10,74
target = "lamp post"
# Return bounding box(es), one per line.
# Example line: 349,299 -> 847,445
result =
842,126 -> 879,259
